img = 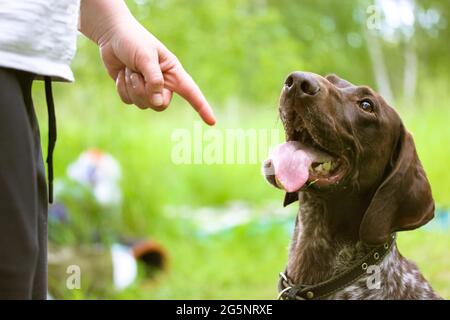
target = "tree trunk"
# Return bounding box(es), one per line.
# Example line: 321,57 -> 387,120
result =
364,29 -> 394,104
403,41 -> 418,105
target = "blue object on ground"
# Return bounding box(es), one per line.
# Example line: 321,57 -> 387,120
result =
426,207 -> 450,231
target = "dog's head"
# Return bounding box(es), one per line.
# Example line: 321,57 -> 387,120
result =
263,72 -> 434,244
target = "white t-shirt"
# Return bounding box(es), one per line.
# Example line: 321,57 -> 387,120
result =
0,0 -> 80,82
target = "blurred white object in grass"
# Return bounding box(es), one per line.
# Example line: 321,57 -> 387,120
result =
165,201 -> 294,235
111,243 -> 137,290
67,149 -> 122,206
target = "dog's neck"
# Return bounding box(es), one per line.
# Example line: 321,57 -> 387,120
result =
286,190 -> 374,284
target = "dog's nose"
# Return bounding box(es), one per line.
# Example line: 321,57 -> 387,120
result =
284,72 -> 320,96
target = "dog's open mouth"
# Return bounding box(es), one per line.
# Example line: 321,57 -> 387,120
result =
293,127 -> 345,188
266,119 -> 346,192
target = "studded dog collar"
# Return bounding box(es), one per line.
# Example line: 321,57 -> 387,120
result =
278,234 -> 396,300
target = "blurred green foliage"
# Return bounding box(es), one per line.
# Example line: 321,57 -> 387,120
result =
31,0 -> 449,299
123,0 -> 449,104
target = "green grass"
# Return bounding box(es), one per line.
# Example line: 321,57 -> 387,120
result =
114,223 -> 450,300
55,219 -> 450,300
31,76 -> 450,300
397,231 -> 450,299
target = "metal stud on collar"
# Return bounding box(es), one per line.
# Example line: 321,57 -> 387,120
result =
277,234 -> 396,300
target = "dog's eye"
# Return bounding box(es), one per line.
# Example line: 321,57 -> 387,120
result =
359,99 -> 374,113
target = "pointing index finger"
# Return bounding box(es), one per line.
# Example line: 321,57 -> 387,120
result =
173,68 -> 216,126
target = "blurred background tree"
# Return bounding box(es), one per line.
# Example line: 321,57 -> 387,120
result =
104,0 -> 449,106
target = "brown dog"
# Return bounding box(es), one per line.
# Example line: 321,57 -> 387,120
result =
263,72 -> 441,299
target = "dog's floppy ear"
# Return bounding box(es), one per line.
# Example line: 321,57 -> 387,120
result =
284,192 -> 299,207
359,124 -> 434,245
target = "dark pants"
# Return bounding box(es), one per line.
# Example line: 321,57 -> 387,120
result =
0,68 -> 48,299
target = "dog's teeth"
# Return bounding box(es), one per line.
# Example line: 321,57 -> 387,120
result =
313,161 -> 332,174
322,161 -> 332,172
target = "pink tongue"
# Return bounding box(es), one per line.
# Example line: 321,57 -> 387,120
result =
270,141 -> 312,193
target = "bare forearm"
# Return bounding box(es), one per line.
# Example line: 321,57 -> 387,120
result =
79,0 -> 134,44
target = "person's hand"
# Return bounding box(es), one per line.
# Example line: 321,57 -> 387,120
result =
79,0 -> 215,125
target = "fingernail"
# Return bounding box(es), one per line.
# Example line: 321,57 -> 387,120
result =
151,93 -> 163,107
124,68 -> 130,84
116,70 -> 123,85
130,73 -> 139,89
206,108 -> 216,125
